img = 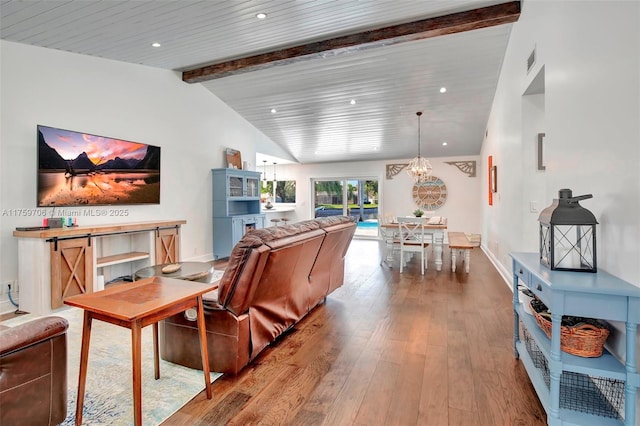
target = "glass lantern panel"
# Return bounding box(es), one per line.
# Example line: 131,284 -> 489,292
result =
540,224 -> 551,266
552,225 -> 595,270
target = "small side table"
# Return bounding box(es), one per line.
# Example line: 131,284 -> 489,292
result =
64,276 -> 217,426
134,261 -> 214,283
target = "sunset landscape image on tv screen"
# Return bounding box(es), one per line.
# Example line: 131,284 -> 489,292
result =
37,125 -> 160,207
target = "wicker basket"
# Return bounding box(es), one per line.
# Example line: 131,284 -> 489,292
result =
530,300 -> 610,358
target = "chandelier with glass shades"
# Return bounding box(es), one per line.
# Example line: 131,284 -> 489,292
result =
406,111 -> 433,183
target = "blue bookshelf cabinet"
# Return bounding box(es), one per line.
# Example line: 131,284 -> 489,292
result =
511,252 -> 639,426
212,168 -> 265,259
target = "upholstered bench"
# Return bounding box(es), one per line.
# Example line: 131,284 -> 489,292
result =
448,232 -> 474,273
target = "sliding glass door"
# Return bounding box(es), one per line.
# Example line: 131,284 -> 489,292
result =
312,177 -> 379,237
313,180 -> 344,218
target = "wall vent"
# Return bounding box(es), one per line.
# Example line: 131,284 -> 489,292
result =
527,47 -> 536,74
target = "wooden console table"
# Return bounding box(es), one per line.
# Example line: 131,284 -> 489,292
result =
13,220 -> 186,315
511,252 -> 639,425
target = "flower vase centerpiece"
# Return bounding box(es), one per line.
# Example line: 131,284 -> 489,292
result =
413,209 -> 424,218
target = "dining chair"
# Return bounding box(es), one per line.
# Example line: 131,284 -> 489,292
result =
378,215 -> 399,266
397,216 -> 430,274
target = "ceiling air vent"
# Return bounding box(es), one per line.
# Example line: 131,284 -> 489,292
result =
527,47 -> 536,74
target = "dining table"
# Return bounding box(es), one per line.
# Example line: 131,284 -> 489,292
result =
380,217 -> 448,271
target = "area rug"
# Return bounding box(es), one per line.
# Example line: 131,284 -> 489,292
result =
2,279 -> 224,425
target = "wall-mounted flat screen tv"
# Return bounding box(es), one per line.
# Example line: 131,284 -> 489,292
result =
37,125 -> 160,207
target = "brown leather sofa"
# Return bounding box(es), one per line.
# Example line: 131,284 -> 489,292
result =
0,316 -> 69,426
161,215 -> 356,374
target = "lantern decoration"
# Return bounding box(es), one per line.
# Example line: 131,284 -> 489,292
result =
538,189 -> 598,272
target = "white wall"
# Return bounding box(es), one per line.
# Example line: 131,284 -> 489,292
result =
277,156 -> 482,235
483,0 -> 639,284
481,0 -> 639,413
0,40 -> 279,312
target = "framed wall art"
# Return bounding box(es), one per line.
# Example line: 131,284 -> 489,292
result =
488,155 -> 493,205
537,132 -> 546,171
490,165 -> 498,193
226,148 -> 242,169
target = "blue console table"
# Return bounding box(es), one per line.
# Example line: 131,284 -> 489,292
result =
511,252 -> 639,426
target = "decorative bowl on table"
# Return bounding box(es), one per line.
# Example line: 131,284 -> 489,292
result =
161,263 -> 182,274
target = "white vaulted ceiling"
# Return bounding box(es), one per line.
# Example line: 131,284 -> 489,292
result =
1,0 -> 518,164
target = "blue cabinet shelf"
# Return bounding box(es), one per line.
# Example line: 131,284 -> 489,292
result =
212,168 -> 265,259
511,252 -> 640,426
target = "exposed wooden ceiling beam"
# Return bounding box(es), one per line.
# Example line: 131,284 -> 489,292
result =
183,1 -> 520,83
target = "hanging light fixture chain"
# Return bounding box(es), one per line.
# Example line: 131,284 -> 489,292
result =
418,111 -> 422,157
406,111 -> 432,183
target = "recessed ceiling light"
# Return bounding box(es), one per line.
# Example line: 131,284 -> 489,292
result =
440,87 -> 447,93
442,142 -> 448,146
270,108 -> 277,113
151,42 -> 161,48
350,99 -> 356,105
256,12 -> 267,19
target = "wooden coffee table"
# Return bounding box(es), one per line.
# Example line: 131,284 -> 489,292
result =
64,276 -> 217,426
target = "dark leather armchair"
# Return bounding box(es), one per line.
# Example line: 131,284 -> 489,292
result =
0,316 -> 69,426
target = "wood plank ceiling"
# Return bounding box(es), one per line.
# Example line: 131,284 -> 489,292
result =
0,0 -> 520,164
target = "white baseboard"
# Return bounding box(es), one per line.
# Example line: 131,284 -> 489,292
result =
480,244 -> 513,292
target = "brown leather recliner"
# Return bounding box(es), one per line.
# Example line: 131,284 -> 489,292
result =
161,216 -> 356,374
0,316 -> 69,426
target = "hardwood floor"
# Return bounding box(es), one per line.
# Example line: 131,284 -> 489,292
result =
163,239 -> 546,426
